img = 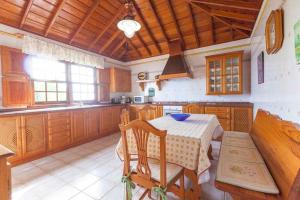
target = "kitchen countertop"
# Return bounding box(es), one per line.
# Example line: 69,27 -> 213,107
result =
0,101 -> 253,116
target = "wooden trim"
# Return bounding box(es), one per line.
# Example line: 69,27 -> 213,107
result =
159,73 -> 193,80
69,0 -> 101,44
44,0 -> 67,37
19,0 -> 34,28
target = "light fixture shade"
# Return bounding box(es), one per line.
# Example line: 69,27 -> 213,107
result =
117,18 -> 141,38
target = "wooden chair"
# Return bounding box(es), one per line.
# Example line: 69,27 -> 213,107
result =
119,120 -> 185,200
183,104 -> 204,114
120,109 -> 130,125
138,105 -> 157,121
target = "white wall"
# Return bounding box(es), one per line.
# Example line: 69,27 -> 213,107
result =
250,0 -> 300,123
128,39 -> 252,102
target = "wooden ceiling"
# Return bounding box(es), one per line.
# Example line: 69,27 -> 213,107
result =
0,0 -> 263,62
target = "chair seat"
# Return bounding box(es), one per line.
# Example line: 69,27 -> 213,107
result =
132,159 -> 183,184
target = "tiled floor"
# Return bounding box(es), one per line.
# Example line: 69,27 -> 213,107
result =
12,133 -> 230,200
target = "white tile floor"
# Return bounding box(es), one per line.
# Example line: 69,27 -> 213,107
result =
12,133 -> 229,200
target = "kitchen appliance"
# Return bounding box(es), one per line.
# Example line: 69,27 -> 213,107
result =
120,96 -> 126,104
133,96 -> 149,104
163,105 -> 183,116
111,97 -> 120,104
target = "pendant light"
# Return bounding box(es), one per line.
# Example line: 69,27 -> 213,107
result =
117,1 -> 141,38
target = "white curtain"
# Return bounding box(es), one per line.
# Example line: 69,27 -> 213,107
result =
22,36 -> 104,69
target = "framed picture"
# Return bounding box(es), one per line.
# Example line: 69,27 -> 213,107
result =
258,52 -> 264,84
265,9 -> 284,54
295,20 -> 300,64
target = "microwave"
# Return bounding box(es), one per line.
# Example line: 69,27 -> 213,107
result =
133,96 -> 149,104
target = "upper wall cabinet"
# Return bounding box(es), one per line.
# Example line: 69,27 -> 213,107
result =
1,46 -> 27,76
110,67 -> 131,92
99,68 -> 110,102
206,51 -> 243,95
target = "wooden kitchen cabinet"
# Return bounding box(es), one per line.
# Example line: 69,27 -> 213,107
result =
205,106 -> 231,131
99,106 -> 124,136
183,104 -> 204,114
99,84 -> 110,102
85,109 -> 100,139
2,76 -> 31,107
21,114 -> 47,159
99,68 -> 111,84
71,110 -> 86,144
110,67 -> 131,92
47,112 -> 71,152
1,46 -> 26,75
0,116 -> 22,163
231,107 -> 253,132
206,51 -> 243,95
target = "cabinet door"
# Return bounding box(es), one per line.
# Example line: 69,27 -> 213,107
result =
223,53 -> 243,94
0,116 -> 22,163
48,112 -> 71,152
99,84 -> 110,102
110,67 -> 131,92
123,70 -> 131,92
1,46 -> 26,75
231,107 -> 253,132
99,68 -> 110,84
2,76 -> 30,107
71,110 -> 86,144
21,114 -> 47,159
86,109 -> 99,139
205,106 -> 231,131
112,106 -> 122,133
206,56 -> 223,95
99,107 -> 113,136
183,104 -> 204,114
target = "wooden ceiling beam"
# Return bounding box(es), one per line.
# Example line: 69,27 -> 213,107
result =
117,48 -> 127,60
188,1 -> 249,37
232,23 -> 253,31
148,0 -> 169,42
136,33 -> 151,56
187,3 -> 200,47
110,37 -> 127,57
209,16 -> 215,44
88,8 -> 124,50
19,0 -> 34,28
210,9 -> 256,23
128,39 -> 142,57
69,0 -> 101,44
44,0 -> 67,37
132,0 -> 162,54
166,0 -> 185,48
191,0 -> 260,11
44,0 -> 67,36
98,31 -> 121,54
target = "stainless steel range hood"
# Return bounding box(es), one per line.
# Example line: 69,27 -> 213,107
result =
159,39 -> 192,80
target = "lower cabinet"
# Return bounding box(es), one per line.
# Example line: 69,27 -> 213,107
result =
71,110 -> 86,144
100,105 -> 124,136
47,112 -> 71,152
0,116 -> 22,163
21,114 -> 47,159
231,107 -> 253,132
205,106 -> 231,131
86,109 -> 100,139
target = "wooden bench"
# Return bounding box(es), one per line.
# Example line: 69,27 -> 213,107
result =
215,109 -> 300,200
0,145 -> 14,200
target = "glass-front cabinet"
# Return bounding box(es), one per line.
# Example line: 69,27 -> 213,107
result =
206,51 -> 243,95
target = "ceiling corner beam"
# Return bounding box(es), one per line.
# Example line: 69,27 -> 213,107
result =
19,0 -> 34,29
88,8 -> 124,50
148,0 -> 169,42
136,33 -> 151,56
166,0 -> 185,48
128,39 -> 142,57
118,48 -> 127,60
98,31 -> 121,54
209,16 -> 216,44
132,0 -> 162,54
44,0 -> 67,36
110,37 -> 127,57
188,1 -> 250,37
191,0 -> 260,12
69,0 -> 101,44
187,3 -> 200,47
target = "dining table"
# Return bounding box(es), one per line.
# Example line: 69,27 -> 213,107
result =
115,114 -> 223,199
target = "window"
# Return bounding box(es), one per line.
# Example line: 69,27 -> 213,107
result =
70,64 -> 96,101
27,57 -> 68,103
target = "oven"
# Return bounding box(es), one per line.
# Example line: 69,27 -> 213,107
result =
163,106 -> 183,116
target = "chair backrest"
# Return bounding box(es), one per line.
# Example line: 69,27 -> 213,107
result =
138,105 -> 157,121
251,110 -> 300,200
120,109 -> 130,125
119,119 -> 167,187
183,104 -> 204,114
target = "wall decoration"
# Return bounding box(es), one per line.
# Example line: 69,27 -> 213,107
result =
265,9 -> 284,54
295,20 -> 300,64
137,72 -> 148,80
257,51 -> 264,84
148,87 -> 155,97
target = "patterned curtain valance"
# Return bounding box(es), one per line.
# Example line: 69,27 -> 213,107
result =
22,36 -> 104,68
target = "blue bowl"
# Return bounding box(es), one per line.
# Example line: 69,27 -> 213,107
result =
170,113 -> 191,121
